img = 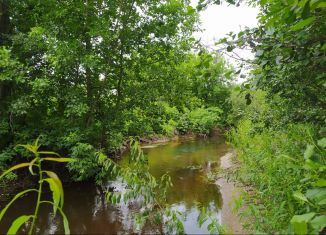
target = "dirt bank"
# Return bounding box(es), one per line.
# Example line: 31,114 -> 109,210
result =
216,152 -> 247,234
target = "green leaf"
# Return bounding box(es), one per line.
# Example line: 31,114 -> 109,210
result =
291,17 -> 315,31
44,178 -> 61,215
42,157 -> 72,163
316,2 -> 326,8
293,191 -> 309,203
306,188 -> 326,205
28,158 -> 38,175
313,179 -> 326,187
0,189 -> 38,221
40,201 -> 70,235
7,215 -> 33,235
304,144 -> 314,160
291,213 -> 316,234
321,43 -> 326,50
0,163 -> 30,180
38,151 -> 60,156
62,209 -> 70,235
318,198 -> 326,205
317,138 -> 326,148
16,144 -> 38,155
33,136 -> 41,149
301,0 -> 311,19
44,171 -> 64,208
310,215 -> 326,233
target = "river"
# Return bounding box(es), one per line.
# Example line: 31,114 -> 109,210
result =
0,136 -> 233,234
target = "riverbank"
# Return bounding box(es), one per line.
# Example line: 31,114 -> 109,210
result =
216,152 -> 247,234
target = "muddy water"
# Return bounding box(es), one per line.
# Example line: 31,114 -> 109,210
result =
0,137 -> 230,234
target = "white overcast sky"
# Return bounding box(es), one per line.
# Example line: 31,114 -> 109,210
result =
191,1 -> 259,68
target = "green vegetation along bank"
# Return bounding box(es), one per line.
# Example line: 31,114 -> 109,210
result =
1,0 -> 326,234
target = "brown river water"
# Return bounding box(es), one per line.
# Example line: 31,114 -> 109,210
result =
0,137 -> 232,234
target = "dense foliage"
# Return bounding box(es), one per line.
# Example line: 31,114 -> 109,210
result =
0,0 -> 232,176
215,0 -> 326,233
1,0 -> 325,234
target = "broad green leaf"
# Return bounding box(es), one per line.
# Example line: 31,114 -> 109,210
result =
293,191 -> 308,203
318,198 -> 326,205
7,215 -> 33,234
44,171 -> 64,208
0,163 -> 30,180
316,2 -> 326,8
306,188 -> 326,205
310,215 -> 326,232
304,144 -> 314,160
317,138 -> 326,148
0,189 -> 38,221
43,157 -> 72,163
44,178 -> 61,215
291,17 -> 315,31
313,179 -> 326,187
291,213 -> 316,234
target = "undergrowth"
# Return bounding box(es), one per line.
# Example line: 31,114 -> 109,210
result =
228,120 -> 324,233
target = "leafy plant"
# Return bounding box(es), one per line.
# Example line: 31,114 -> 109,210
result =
96,138 -> 185,234
197,204 -> 229,234
228,120 -> 317,232
0,138 -> 72,234
290,137 -> 326,234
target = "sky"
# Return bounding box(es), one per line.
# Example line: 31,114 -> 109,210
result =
191,1 -> 259,70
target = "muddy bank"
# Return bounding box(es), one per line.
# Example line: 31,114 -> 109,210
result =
216,152 -> 247,234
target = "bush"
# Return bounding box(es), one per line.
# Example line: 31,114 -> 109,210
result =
177,107 -> 222,135
68,143 -> 99,181
228,120 -> 318,232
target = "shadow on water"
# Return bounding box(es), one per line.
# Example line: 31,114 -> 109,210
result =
0,137 -> 230,234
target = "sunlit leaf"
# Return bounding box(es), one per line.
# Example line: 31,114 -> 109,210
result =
44,171 -> 64,208
310,215 -> 326,232
291,17 -> 315,31
293,191 -> 308,203
7,215 -> 33,235
40,201 -> 70,235
0,163 -> 30,180
306,188 -> 326,205
313,179 -> 326,187
44,178 -> 61,215
290,213 -> 315,234
43,157 -> 72,163
16,144 -> 38,154
29,158 -> 38,175
304,144 -> 314,160
38,151 -> 60,156
34,136 -> 41,149
317,138 -> 326,148
0,189 -> 38,221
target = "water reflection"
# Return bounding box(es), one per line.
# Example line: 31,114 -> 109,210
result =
0,137 -> 229,234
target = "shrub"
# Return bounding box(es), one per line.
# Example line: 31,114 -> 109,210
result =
177,107 -> 222,135
228,120 -> 319,232
68,143 -> 99,181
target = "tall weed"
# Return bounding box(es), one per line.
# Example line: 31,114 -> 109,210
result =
228,120 -> 318,232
